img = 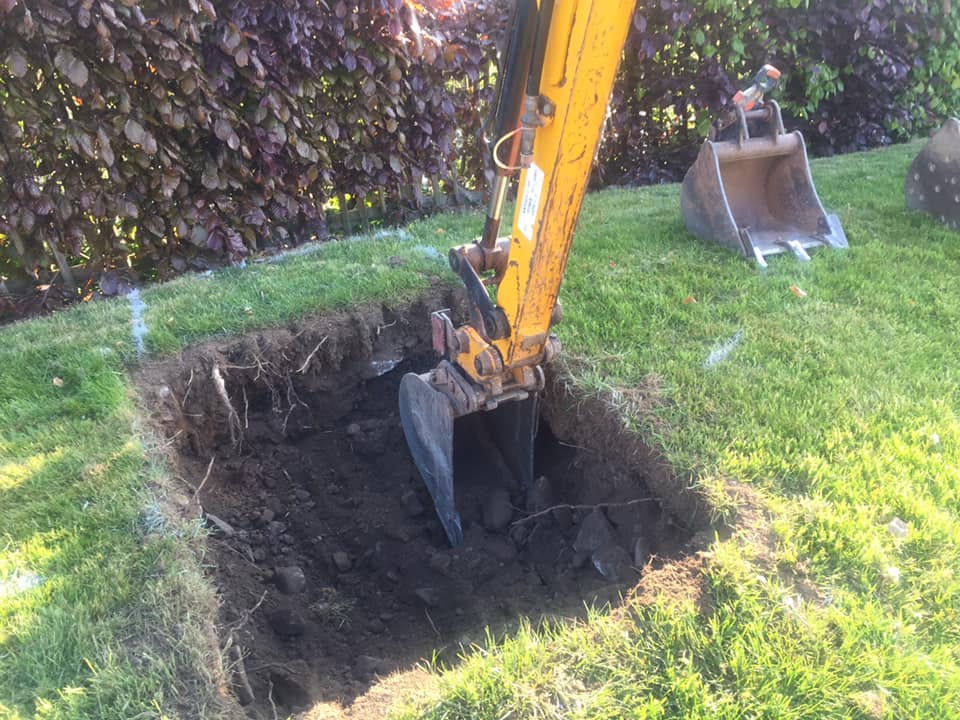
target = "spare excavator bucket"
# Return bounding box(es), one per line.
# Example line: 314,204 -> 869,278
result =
681,100 -> 847,266
905,118 -> 960,229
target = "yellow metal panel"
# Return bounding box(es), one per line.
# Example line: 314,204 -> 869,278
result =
493,0 -> 635,369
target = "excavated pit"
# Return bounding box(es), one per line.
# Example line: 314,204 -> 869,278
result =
140,291 -> 705,718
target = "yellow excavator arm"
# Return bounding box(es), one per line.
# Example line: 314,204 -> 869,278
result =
400,0 -> 635,545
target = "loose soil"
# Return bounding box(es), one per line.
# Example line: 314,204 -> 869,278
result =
139,291 -> 707,719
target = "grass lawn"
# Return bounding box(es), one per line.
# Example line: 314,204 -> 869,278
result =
2,139 -> 959,718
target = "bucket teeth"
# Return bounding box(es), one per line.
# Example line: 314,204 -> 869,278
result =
905,118 -> 960,229
784,239 -> 811,262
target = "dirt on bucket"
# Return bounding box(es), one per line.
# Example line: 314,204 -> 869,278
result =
139,291 -> 705,719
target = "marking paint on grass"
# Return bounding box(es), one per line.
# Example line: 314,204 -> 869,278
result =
262,229 -> 413,264
412,244 -> 444,262
705,329 -> 744,369
0,572 -> 45,600
129,288 -> 149,356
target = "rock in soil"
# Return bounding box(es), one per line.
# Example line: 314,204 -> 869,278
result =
429,553 -> 452,574
573,508 -> 616,553
552,506 -> 573,530
414,587 -> 441,607
204,512 -> 236,537
269,672 -> 311,709
356,655 -> 395,676
571,551 -> 590,569
332,551 -> 352,572
275,566 -> 307,595
486,536 -> 518,563
268,609 -> 306,637
633,537 -> 649,567
591,544 -> 635,582
383,522 -> 421,542
527,475 -> 555,512
401,489 -> 425,517
482,488 -> 514,531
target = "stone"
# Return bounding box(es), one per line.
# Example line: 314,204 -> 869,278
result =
368,618 -> 386,633
552,506 -> 573,530
294,489 -> 311,501
606,502 -> 644,538
633,537 -> 649,567
485,537 -> 518,563
401,490 -> 425,517
346,422 -> 362,436
269,673 -> 310,708
275,566 -> 306,594
591,544 -> 634,582
356,655 -> 393,676
527,475 -> 555,512
414,587 -> 441,607
257,508 -> 275,526
429,553 -> 452,574
266,521 -> 286,536
509,523 -> 528,547
886,517 -> 909,540
204,512 -> 235,538
482,488 -> 513,531
571,551 -> 590,570
383,523 -> 420,543
573,508 -> 615,553
332,551 -> 352,572
268,609 -> 306,637
169,491 -> 191,508
253,547 -> 267,562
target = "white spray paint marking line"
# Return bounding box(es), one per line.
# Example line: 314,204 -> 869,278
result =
128,288 -> 149,356
0,572 -> 45,600
704,329 -> 744,369
262,228 -> 413,264
412,244 -> 444,261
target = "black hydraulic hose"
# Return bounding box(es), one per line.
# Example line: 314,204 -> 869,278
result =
526,0 -> 555,96
491,0 -> 538,168
480,0 -> 539,250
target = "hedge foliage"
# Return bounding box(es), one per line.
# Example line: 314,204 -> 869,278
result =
603,0 -> 960,185
0,0 -> 957,287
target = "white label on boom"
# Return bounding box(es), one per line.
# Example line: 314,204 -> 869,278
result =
517,163 -> 544,240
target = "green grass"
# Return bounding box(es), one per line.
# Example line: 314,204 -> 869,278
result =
3,140 -> 960,718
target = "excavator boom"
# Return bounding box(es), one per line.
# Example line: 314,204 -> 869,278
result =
400,0 -> 635,545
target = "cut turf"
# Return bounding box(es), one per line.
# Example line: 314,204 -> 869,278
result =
2,139 -> 959,718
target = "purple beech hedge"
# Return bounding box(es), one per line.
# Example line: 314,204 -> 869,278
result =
0,0 -> 957,287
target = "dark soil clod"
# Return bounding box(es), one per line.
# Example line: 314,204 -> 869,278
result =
140,299 -> 699,718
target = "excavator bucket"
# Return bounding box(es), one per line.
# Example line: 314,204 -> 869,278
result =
399,372 -> 460,544
681,101 -> 847,266
400,368 -> 538,547
905,118 -> 960,229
